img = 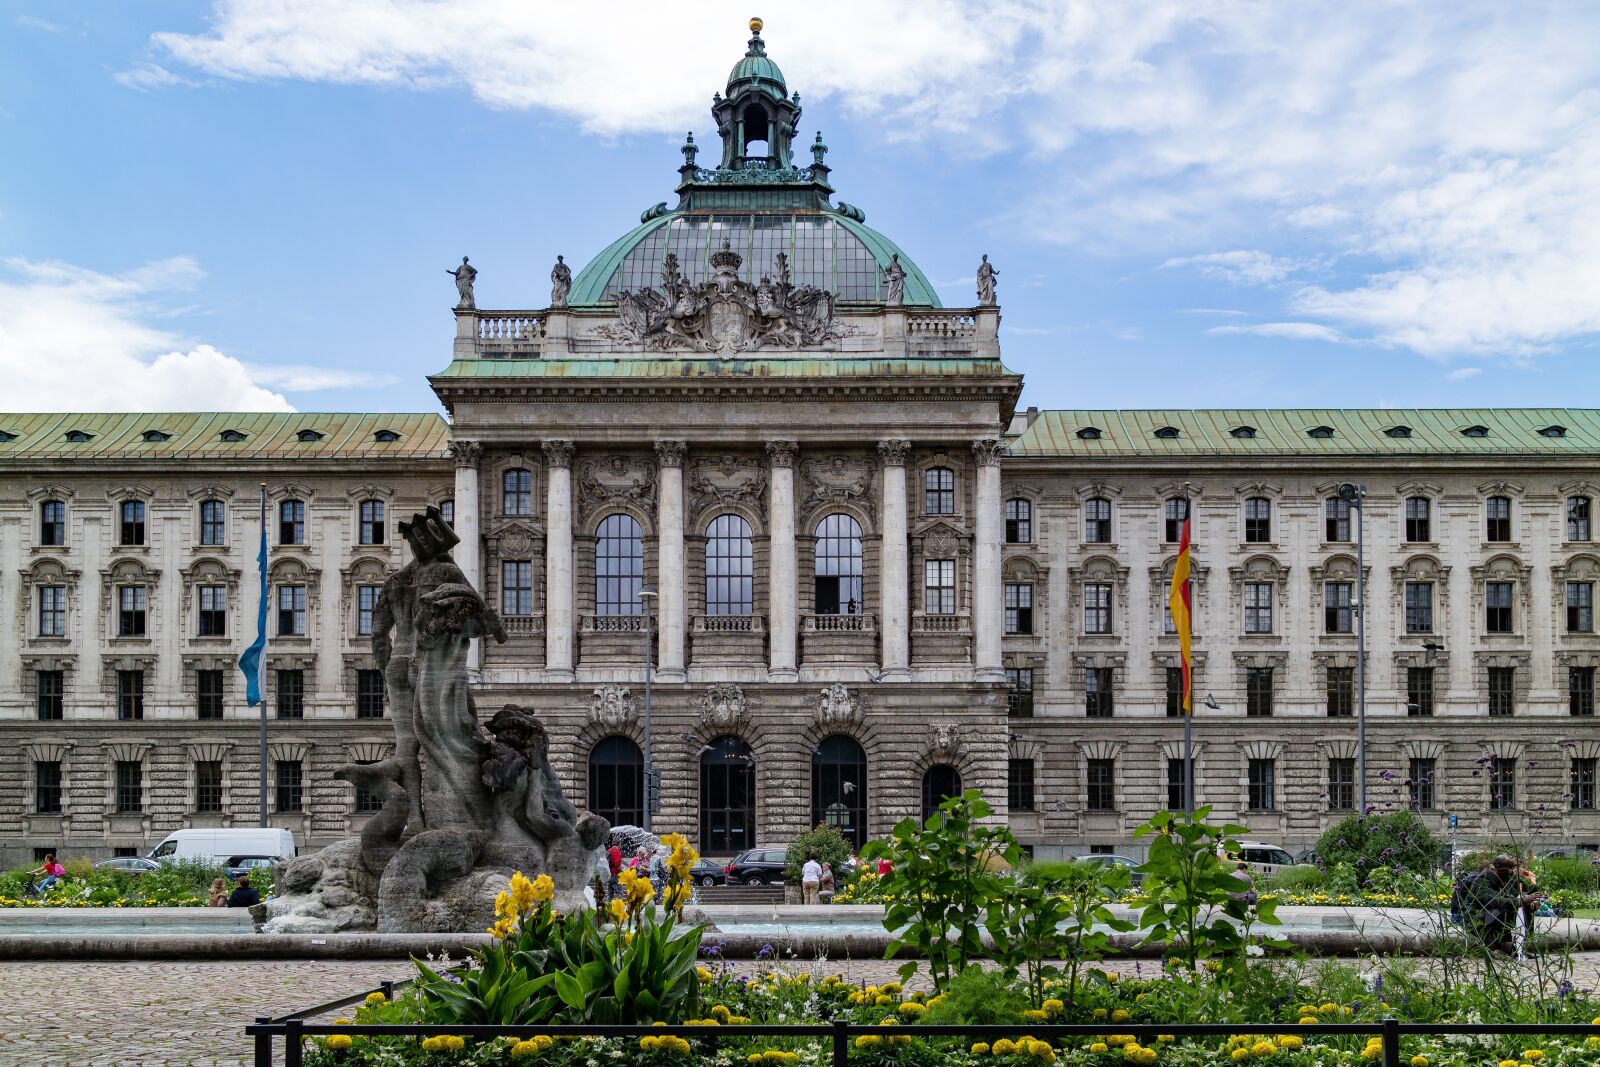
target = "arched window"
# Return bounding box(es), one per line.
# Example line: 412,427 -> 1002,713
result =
921,764 -> 962,822
1006,498 -> 1033,543
812,736 -> 867,849
705,514 -> 753,615
700,735 -> 755,854
814,514 -> 863,615
589,736 -> 643,829
595,514 -> 644,616
503,468 -> 532,515
924,467 -> 955,514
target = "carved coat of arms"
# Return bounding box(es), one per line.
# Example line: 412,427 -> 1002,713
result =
589,685 -> 636,727
816,683 -> 860,726
932,723 -> 964,760
700,683 -> 746,729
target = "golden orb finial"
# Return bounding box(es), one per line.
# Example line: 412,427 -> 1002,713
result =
749,16 -> 763,33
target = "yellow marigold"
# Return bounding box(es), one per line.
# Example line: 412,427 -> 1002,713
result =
364,991 -> 387,1005
1298,1017 -> 1318,1025
1276,1036 -> 1302,1051
1024,1009 -> 1049,1022
898,1001 -> 927,1017
972,1043 -> 992,1055
855,1035 -> 882,1049
1111,1009 -> 1131,1022
445,1036 -> 465,1051
1043,999 -> 1065,1015
1318,1003 -> 1338,1015
325,1034 -> 353,1051
875,994 -> 894,1006
1251,1041 -> 1277,1057
641,1036 -> 659,1052
1092,1043 -> 1110,1054
1231,1049 -> 1250,1062
1107,1035 -> 1134,1048
1523,1052 -> 1544,1062
1498,1060 -> 1519,1067
881,982 -> 903,995
1092,1008 -> 1109,1019
996,1040 -> 1018,1055
1410,1057 -> 1429,1067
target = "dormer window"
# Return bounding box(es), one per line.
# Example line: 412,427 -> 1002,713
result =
296,429 -> 324,443
0,430 -> 15,442
1230,426 -> 1257,439
1153,426 -> 1181,440
1306,426 -> 1335,439
1541,425 -> 1568,438
141,430 -> 171,442
64,430 -> 93,443
373,429 -> 401,443
219,429 -> 247,443
1461,425 -> 1489,438
1076,427 -> 1102,440
1385,425 -> 1413,438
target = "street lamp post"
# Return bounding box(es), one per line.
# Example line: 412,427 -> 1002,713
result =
1338,483 -> 1368,811
638,585 -> 657,832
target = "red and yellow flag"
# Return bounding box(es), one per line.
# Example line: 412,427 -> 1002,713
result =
1167,505 -> 1194,715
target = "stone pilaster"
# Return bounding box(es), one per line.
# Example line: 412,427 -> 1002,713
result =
543,440 -> 575,681
447,440 -> 483,670
878,439 -> 911,680
973,438 -> 1005,682
767,440 -> 799,681
655,441 -> 688,682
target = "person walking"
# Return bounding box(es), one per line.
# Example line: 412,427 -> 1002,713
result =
801,852 -> 823,905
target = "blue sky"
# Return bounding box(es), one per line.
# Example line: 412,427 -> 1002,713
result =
2,2 -> 1598,415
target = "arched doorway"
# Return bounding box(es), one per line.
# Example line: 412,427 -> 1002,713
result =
812,736 -> 867,849
700,735 -> 755,854
921,764 -> 962,822
588,736 -> 643,829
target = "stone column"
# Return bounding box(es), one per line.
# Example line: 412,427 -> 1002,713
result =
655,441 -> 688,682
447,440 -> 483,670
972,439 -> 1006,682
543,440 -> 576,681
878,439 -> 911,680
766,440 -> 799,681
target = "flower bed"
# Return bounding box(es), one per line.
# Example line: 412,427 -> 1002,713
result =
0,858 -> 254,907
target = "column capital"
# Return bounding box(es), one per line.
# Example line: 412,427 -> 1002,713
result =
655,440 -> 688,468
877,439 -> 911,467
542,439 -> 575,469
446,439 -> 482,469
766,440 -> 799,469
972,438 -> 1005,467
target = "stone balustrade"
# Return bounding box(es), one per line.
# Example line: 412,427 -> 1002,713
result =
501,613 -> 544,636
580,614 -> 644,634
691,614 -> 766,634
912,613 -> 971,635
802,612 -> 877,635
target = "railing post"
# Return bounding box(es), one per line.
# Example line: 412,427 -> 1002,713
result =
285,1019 -> 305,1067
832,1019 -> 850,1067
380,980 -> 396,1000
1381,1018 -> 1400,1067
253,1018 -> 273,1067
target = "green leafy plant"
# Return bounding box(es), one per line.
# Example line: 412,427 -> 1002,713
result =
1316,810 -> 1440,875
916,965 -> 1028,1026
784,823 -> 853,882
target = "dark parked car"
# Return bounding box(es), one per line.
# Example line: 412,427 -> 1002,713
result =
226,855 -> 279,880
723,847 -> 789,886
689,860 -> 726,887
1071,853 -> 1143,887
93,856 -> 161,875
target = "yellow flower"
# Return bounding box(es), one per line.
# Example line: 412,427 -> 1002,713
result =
628,875 -> 655,907
1043,999 -> 1065,1016
1410,1057 -> 1429,1067
364,991 -> 387,1005
1276,1036 -> 1302,1051
1298,1017 -> 1318,1025
333,1019 -> 351,1026
487,916 -> 516,939
1318,1003 -> 1338,1015
1499,1060 -> 1519,1067
1092,1043 -> 1110,1054
973,1043 -> 992,1055
855,1035 -> 882,1049
529,873 -> 554,905
1024,1009 -> 1049,1022
995,1040 -> 1017,1055
1112,1009 -> 1131,1022
1231,1049 -> 1250,1062
608,898 -> 629,925
1092,1008 -> 1109,1019
1252,1041 -> 1277,1057
1522,1052 -> 1543,1062
899,1001 -> 927,1017
1157,1036 -> 1174,1044
509,871 -> 538,913
325,1034 -> 353,1051
875,994 -> 894,1006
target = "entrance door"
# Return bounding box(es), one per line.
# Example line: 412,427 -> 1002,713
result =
700,735 -> 756,852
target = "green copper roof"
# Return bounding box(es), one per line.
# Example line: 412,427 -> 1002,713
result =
0,412 -> 451,461
435,357 -> 1012,380
1008,409 -> 1600,457
728,53 -> 786,96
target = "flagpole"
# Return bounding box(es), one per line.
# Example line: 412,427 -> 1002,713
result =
1183,487 -> 1194,816
258,483 -> 269,829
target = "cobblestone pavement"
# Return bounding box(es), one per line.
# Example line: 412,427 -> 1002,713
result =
4,954 -> 1599,1067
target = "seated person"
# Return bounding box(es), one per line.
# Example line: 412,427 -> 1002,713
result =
227,872 -> 261,908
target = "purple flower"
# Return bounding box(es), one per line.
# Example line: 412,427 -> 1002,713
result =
757,943 -> 774,960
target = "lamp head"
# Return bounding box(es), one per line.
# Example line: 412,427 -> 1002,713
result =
1337,482 -> 1363,503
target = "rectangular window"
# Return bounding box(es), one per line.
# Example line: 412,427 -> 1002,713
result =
38,586 -> 66,637
1488,667 -> 1516,716
199,500 -> 227,545
1246,667 -> 1274,717
1004,582 -> 1032,634
924,559 -> 957,615
1006,667 -> 1033,718
117,586 -> 147,637
35,761 -> 62,814
1244,498 -> 1271,542
500,561 -> 533,617
275,761 -> 303,812
40,500 -> 66,546
1085,758 -> 1116,812
1408,757 -> 1437,811
1327,758 -> 1355,812
1243,582 -> 1273,633
1571,666 -> 1595,716
1568,496 -> 1592,542
278,499 -> 305,545
1007,758 -> 1035,812
1572,757 -> 1598,811
1567,582 -> 1594,633
1407,667 -> 1435,717
277,585 -> 306,636
117,670 -> 144,721
924,468 -> 955,515
1247,758 -> 1275,811
1082,498 -> 1111,543
356,669 -> 386,719
196,669 -> 225,720
1084,667 -> 1115,717
195,760 -> 223,813
1326,666 -> 1354,718
1165,667 -> 1185,717
1489,757 -> 1516,811
1485,497 -> 1512,542
353,760 -> 384,813
198,585 -> 228,637
1324,582 -> 1353,633
1485,581 -> 1514,633
115,760 -> 143,813
1405,497 -> 1431,542
1167,758 -> 1188,809
439,499 -> 455,528
357,585 -> 383,635
1083,583 -> 1112,634
36,670 -> 64,721
275,669 -> 305,719
1005,498 -> 1032,543
502,469 -> 532,515
1404,582 -> 1434,634
119,500 -> 146,545
1163,498 -> 1188,543
1324,497 -> 1351,542
358,499 -> 385,545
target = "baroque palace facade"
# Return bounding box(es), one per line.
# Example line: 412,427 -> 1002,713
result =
4,24 -> 1600,867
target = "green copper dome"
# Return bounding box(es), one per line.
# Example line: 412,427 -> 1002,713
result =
726,19 -> 787,100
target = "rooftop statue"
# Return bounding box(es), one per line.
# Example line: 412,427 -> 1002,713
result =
550,255 -> 572,309
447,256 -> 477,309
264,507 -> 609,934
977,254 -> 999,306
883,253 -> 906,307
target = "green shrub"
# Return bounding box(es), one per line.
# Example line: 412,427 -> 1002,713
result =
1315,811 -> 1440,876
1268,864 -> 1326,890
784,824 -> 853,883
1020,859 -> 1083,886
1536,855 -> 1600,894
917,965 -> 1029,1026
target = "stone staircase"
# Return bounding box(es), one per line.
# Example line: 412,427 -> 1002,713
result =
695,883 -> 787,906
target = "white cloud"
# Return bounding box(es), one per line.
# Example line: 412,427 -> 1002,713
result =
17,14 -> 65,34
1162,250 -> 1297,286
0,257 -> 336,412
243,364 -> 397,391
1209,322 -> 1348,344
1446,366 -> 1483,381
1178,308 -> 1247,317
114,63 -> 198,92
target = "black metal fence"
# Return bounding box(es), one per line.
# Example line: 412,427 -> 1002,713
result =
248,983 -> 1600,1067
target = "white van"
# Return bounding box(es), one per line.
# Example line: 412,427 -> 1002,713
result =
148,828 -> 296,864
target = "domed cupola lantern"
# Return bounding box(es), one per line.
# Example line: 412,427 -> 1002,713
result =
714,17 -> 801,171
